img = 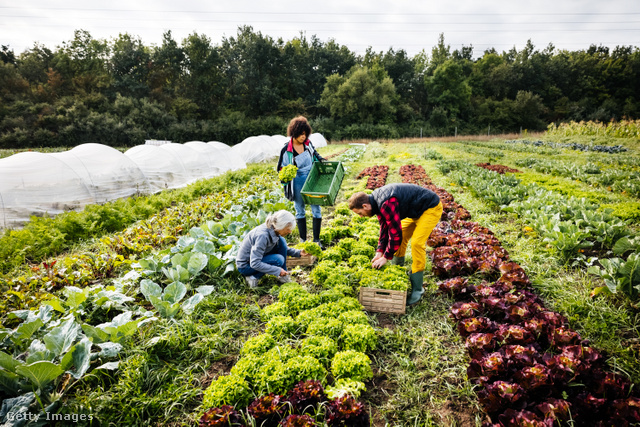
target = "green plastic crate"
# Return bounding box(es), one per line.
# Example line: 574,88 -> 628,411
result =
301,161 -> 345,206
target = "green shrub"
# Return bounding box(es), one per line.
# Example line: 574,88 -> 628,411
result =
265,316 -> 299,339
261,302 -> 290,321
331,350 -> 373,382
299,336 -> 338,365
241,334 -> 277,356
202,374 -> 252,408
341,324 -> 377,353
306,318 -> 344,341
337,310 -> 369,325
348,255 -> 370,268
321,246 -> 349,263
285,355 -> 328,385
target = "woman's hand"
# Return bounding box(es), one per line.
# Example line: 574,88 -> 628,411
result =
279,269 -> 289,277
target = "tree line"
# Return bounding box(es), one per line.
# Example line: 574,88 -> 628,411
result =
1,27 -> 639,147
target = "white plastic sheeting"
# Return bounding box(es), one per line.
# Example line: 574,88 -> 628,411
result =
206,141 -> 232,151
186,141 -> 246,173
0,152 -> 94,228
125,145 -> 190,191
309,133 -> 328,148
50,144 -> 151,203
206,141 -> 247,171
230,135 -> 284,164
0,133 -> 326,229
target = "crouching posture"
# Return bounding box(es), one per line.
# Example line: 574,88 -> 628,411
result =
348,184 -> 443,305
236,210 -> 308,288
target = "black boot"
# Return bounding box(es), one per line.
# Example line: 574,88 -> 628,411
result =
296,218 -> 307,242
312,217 -> 323,249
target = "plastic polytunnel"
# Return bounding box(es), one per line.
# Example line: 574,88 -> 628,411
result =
184,141 -> 245,175
271,134 -> 289,145
50,144 -> 151,204
0,152 -> 94,229
157,143 -> 212,185
230,135 -> 282,164
0,144 -> 152,229
309,133 -> 327,148
206,141 -> 247,171
124,145 -> 191,191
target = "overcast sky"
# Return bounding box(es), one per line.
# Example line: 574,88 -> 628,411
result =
2,0 -> 639,58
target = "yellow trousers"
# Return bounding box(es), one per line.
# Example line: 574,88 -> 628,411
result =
395,201 -> 443,273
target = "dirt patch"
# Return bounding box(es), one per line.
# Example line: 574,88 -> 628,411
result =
434,400 -> 484,426
370,313 -> 399,330
198,356 -> 237,390
257,294 -> 276,307
362,365 -> 397,426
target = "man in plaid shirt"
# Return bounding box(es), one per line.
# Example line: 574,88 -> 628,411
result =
349,183 -> 443,305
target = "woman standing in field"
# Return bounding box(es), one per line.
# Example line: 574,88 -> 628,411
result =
276,116 -> 326,247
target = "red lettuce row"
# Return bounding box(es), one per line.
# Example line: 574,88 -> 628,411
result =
397,165 -> 639,426
356,165 -> 389,190
475,163 -> 522,174
399,164 -> 471,221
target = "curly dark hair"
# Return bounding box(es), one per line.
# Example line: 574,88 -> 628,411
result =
287,116 -> 312,139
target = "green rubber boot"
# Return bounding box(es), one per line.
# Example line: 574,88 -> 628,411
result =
407,271 -> 424,306
392,256 -> 405,266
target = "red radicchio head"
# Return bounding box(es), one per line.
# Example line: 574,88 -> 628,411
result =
500,344 -> 541,369
535,398 -> 572,422
497,408 -> 553,427
326,395 -> 369,427
285,380 -> 328,414
514,364 -> 552,390
477,381 -> 525,414
465,333 -> 496,359
590,370 -> 631,400
199,406 -> 243,427
468,352 -> 506,382
438,276 -> 476,298
495,324 -> 535,346
248,393 -> 286,424
449,301 -> 481,320
280,414 -> 317,427
457,317 -> 495,337
608,397 -> 640,423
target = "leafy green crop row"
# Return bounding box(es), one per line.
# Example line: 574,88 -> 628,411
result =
437,160 -> 640,299
0,175 -> 290,422
515,157 -> 640,198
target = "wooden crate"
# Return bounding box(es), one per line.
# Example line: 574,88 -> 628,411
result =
287,253 -> 317,267
359,287 -> 407,315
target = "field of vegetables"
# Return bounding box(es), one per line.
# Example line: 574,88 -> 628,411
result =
1,134 -> 639,426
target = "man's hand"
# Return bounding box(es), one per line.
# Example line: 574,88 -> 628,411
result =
372,256 -> 388,269
300,250 -> 309,257
279,269 -> 289,277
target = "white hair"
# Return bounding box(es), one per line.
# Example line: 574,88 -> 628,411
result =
265,210 -> 296,232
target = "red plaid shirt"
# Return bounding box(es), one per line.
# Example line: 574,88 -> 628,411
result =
376,197 -> 402,259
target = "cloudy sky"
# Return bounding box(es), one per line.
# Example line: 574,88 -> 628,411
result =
2,0 -> 639,58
